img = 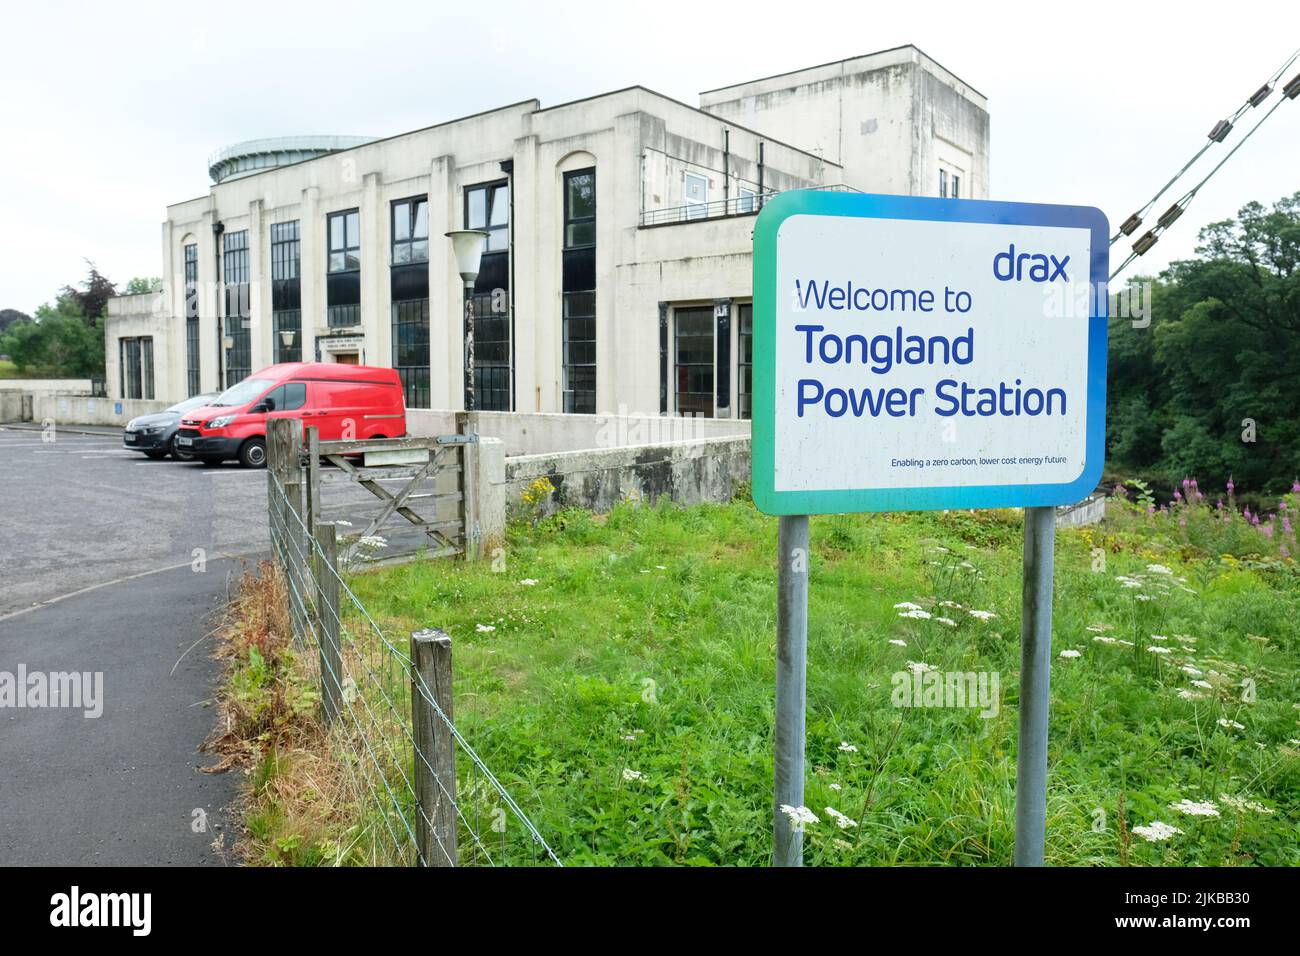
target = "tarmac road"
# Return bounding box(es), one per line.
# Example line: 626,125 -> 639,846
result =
0,425 -> 269,865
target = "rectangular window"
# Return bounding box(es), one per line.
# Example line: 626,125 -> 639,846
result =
685,172 -> 709,220
271,221 -> 302,363
951,174 -> 961,199
674,307 -> 714,418
327,209 -> 360,273
222,230 -> 250,386
464,181 -> 511,411
392,298 -> 430,409
564,169 -> 596,249
119,337 -> 154,400
184,243 -> 200,395
391,197 -> 429,264
939,169 -> 949,198
327,209 -> 361,328
737,303 -> 753,420
562,168 -> 596,413
738,187 -> 756,215
465,182 -> 509,253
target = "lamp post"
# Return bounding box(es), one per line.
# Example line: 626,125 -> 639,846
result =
445,229 -> 488,412
279,329 -> 296,361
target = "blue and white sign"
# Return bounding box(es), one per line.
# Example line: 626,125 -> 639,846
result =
751,191 -> 1108,515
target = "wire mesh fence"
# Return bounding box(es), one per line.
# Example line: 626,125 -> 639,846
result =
265,418 -> 561,866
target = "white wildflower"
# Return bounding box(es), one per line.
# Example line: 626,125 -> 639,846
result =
898,609 -> 932,620
1132,821 -> 1182,842
476,623 -> 496,633
1191,680 -> 1213,690
906,661 -> 934,676
1217,718 -> 1245,730
1182,665 -> 1203,677
779,804 -> 819,827
935,616 -> 958,627
888,639 -> 907,647
621,768 -> 644,782
838,741 -> 858,753
824,807 -> 858,829
1169,799 -> 1219,817
1177,689 -> 1204,700
1146,564 -> 1173,575
1219,794 -> 1273,815
518,578 -> 539,586
893,602 -> 923,611
1147,646 -> 1171,655
968,609 -> 997,621
1093,636 -> 1119,645
1059,649 -> 1081,659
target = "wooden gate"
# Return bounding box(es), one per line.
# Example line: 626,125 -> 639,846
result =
267,418 -> 478,568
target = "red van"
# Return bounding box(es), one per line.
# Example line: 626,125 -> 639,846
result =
176,362 -> 407,467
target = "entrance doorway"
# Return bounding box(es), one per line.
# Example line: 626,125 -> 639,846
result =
336,352 -> 359,365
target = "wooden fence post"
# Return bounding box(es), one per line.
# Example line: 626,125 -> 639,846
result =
306,425 -> 321,535
314,522 -> 341,725
411,628 -> 457,866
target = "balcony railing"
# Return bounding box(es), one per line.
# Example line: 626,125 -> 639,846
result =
639,184 -> 861,227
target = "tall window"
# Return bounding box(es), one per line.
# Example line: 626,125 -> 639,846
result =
465,181 -> 511,411
562,168 -> 596,413
391,198 -> 429,264
223,230 -> 250,386
939,169 -> 948,198
391,198 -> 429,407
466,182 -> 509,252
737,303 -> 753,420
327,209 -> 361,328
184,243 -> 200,395
271,221 -> 302,363
120,337 -> 154,400
674,308 -> 714,417
392,298 -> 430,408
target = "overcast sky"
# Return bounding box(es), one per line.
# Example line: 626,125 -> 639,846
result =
2,1 -> 1296,313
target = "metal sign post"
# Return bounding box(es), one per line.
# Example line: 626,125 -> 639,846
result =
1014,505 -> 1056,866
751,191 -> 1108,868
773,514 -> 809,866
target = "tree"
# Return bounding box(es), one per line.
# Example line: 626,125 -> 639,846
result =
0,309 -> 31,335
122,277 -> 162,295
1107,192 -> 1300,494
0,297 -> 103,377
60,261 -> 117,326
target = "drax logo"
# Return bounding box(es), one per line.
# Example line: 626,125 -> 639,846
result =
993,243 -> 1069,282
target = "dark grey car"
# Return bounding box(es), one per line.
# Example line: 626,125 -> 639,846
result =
122,392 -> 220,460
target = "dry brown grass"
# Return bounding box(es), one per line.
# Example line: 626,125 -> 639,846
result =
206,561 -> 385,865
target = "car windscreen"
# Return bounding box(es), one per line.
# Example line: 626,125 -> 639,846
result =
208,379 -> 273,408
167,393 -> 218,414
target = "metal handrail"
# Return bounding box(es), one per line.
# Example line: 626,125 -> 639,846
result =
639,184 -> 862,227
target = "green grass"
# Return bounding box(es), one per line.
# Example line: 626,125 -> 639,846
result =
0,359 -> 21,379
341,497 -> 1300,866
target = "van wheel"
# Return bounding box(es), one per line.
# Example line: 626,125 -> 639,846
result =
239,438 -> 267,469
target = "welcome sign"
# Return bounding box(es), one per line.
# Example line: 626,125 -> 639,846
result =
751,191 -> 1109,515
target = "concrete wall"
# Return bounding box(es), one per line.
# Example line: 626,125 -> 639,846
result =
699,45 -> 989,198
407,407 -> 750,457
31,392 -> 169,426
0,379 -> 93,392
503,435 -> 750,517
0,390 -> 27,423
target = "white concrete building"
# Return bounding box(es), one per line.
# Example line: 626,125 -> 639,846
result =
106,44 -> 989,420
